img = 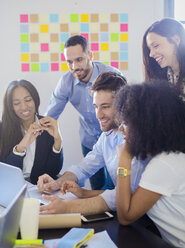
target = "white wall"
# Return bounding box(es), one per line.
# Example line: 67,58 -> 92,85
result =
0,0 -> 164,173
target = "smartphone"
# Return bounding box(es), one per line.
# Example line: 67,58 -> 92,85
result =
81,211 -> 114,222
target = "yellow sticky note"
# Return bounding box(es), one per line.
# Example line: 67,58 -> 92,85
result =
120,33 -> 128,42
21,53 -> 29,62
81,14 -> 89,22
61,63 -> 69,71
40,24 -> 49,33
100,43 -> 109,51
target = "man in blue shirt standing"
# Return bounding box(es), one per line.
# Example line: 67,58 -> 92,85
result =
46,35 -> 120,190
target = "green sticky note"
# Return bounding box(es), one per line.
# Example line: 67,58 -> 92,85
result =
102,61 -> 109,65
20,34 -> 29,43
110,33 -> 119,41
31,63 -> 40,72
61,43 -> 65,52
70,14 -> 79,22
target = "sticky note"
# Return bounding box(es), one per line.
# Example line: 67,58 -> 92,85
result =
20,24 -> 29,33
59,14 -> 69,22
100,43 -> 109,51
61,63 -> 69,71
110,33 -> 119,42
120,61 -> 128,70
21,53 -> 29,62
20,34 -> 29,43
80,23 -> 89,32
120,23 -> 128,32
100,51 -> 109,61
21,63 -> 30,72
40,14 -> 49,22
50,24 -> 59,33
30,24 -> 39,33
21,43 -> 29,52
40,63 -> 49,72
80,14 -> 89,22
61,53 -> 66,61
91,43 -> 99,51
51,63 -> 59,71
50,14 -> 59,23
120,33 -> 128,42
20,14 -> 28,23
31,63 -> 40,72
41,43 -> 49,52
70,14 -> 79,22
40,34 -> 49,42
111,61 -> 119,68
80,33 -> 89,40
120,52 -> 128,61
60,43 -> 65,52
40,24 -> 49,33
120,13 -> 128,22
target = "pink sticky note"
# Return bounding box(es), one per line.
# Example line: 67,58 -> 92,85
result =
61,53 -> 66,61
20,14 -> 28,23
111,62 -> 119,69
91,43 -> 99,51
120,23 -> 128,32
51,63 -> 59,71
21,63 -> 30,72
80,33 -> 89,40
41,43 -> 49,52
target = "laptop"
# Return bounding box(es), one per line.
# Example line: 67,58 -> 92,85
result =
0,162 -> 26,208
0,184 -> 27,248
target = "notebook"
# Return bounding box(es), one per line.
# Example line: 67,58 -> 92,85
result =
0,162 -> 26,207
0,184 -> 27,248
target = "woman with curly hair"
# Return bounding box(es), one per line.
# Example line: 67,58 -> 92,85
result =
115,80 -> 185,247
143,18 -> 185,95
0,80 -> 63,184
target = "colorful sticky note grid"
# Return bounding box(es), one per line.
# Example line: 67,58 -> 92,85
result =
20,13 -> 129,72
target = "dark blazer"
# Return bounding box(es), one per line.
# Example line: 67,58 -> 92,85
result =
0,117 -> 63,184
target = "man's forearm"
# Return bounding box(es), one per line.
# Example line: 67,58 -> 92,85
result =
64,195 -> 110,215
57,171 -> 78,186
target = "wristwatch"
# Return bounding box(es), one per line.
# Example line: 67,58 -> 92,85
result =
117,167 -> 131,176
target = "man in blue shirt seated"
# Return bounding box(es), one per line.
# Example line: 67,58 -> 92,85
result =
46,35 -> 120,190
38,71 -> 149,215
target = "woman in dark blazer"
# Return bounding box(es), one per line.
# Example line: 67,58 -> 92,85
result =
0,80 -> 63,184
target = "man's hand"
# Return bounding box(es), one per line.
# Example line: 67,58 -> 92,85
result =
40,195 -> 67,214
37,174 -> 60,193
61,180 -> 85,198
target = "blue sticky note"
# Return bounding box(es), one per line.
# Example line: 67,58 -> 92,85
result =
40,63 -> 49,72
50,14 -> 59,23
57,228 -> 94,248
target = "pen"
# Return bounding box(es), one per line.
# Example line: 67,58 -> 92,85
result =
15,239 -> 44,245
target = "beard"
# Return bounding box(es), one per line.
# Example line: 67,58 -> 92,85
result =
73,60 -> 92,82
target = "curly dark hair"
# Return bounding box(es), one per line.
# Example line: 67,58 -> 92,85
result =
115,80 -> 185,159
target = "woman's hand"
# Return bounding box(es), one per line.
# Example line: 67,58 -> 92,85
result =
116,141 -> 133,167
61,180 -> 85,198
39,116 -> 62,151
15,122 -> 42,152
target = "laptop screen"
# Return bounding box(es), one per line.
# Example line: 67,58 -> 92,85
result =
0,162 -> 25,207
0,184 -> 26,248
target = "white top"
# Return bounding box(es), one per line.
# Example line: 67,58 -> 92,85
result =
139,152 -> 185,248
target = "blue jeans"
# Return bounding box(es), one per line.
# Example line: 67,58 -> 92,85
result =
81,144 -> 114,190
